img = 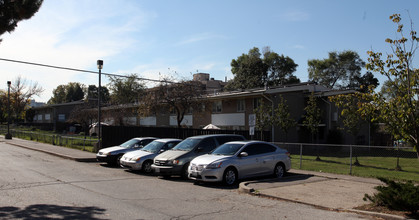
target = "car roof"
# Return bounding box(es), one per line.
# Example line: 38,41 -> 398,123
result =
223,140 -> 274,145
186,134 -> 245,139
153,138 -> 182,143
132,137 -> 157,140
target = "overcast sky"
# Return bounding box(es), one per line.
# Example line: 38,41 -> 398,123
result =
0,0 -> 418,102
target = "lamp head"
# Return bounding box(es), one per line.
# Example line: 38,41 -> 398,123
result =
7,81 -> 11,85
97,60 -> 103,70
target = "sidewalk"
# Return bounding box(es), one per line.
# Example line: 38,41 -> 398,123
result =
0,135 -> 97,162
239,170 -> 406,219
1,135 -> 405,219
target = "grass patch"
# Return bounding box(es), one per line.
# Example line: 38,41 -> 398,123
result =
2,126 -> 97,153
291,155 -> 419,182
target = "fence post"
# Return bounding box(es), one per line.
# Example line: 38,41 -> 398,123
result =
299,144 -> 303,169
349,145 -> 353,175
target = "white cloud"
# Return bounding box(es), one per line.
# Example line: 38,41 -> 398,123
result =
293,44 -> 305,49
0,1 -> 154,102
176,32 -> 226,46
280,10 -> 310,22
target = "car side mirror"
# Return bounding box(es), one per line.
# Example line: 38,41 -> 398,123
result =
196,147 -> 204,152
159,149 -> 165,153
239,152 -> 248,157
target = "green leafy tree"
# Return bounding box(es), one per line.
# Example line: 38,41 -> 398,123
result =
273,95 -> 296,141
0,0 -> 43,43
254,96 -> 296,141
263,47 -> 300,86
226,47 -> 299,90
0,89 -> 7,122
254,99 -> 271,131
25,107 -> 36,122
303,92 -> 321,143
86,85 -> 110,103
303,92 -> 322,160
308,50 -> 378,90
362,14 -> 419,158
108,74 -> 145,104
48,82 -> 85,104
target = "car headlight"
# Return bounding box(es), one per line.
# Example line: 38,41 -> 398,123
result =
172,160 -> 180,165
206,161 -> 223,169
131,157 -> 141,162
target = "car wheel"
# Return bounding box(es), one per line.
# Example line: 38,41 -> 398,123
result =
142,160 -> 153,174
223,167 -> 237,186
116,155 -> 123,167
181,163 -> 190,179
273,163 -> 285,178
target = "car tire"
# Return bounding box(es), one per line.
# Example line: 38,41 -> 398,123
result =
142,160 -> 153,174
181,163 -> 190,179
273,163 -> 285,178
116,155 -> 123,167
223,167 -> 237,186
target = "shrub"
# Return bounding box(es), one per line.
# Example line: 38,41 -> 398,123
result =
364,177 -> 419,215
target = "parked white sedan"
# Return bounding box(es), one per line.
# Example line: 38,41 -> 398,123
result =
188,140 -> 291,185
120,138 -> 181,173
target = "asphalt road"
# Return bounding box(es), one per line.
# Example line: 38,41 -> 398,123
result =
0,142 -> 372,220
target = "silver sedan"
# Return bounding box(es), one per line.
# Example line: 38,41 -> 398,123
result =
188,140 -> 291,185
120,138 -> 181,173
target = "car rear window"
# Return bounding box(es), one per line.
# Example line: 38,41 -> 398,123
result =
215,136 -> 245,145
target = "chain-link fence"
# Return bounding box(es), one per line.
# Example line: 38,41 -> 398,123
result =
1,128 -> 97,152
275,142 -> 419,181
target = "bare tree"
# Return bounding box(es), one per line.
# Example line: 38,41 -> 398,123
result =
10,76 -> 43,122
139,78 -> 207,128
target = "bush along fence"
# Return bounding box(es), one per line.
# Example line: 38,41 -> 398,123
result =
2,129 -> 97,152
277,142 -> 419,182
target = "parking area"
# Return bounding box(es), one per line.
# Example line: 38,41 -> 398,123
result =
3,136 -> 396,219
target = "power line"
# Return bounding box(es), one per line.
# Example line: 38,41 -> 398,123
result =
0,57 -> 172,83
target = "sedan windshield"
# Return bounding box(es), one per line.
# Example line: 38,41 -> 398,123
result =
211,143 -> 244,156
141,141 -> 165,153
172,138 -> 201,151
120,139 -> 140,148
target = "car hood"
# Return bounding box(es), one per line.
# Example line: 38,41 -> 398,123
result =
98,146 -> 129,154
123,150 -> 154,158
191,154 -> 230,165
155,150 -> 188,161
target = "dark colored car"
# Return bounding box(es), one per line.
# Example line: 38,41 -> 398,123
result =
96,137 -> 156,166
151,134 -> 246,178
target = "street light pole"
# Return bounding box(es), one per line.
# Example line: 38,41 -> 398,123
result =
97,60 -> 103,150
5,81 -> 12,139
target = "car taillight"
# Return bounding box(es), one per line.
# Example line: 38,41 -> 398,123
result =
286,152 -> 291,158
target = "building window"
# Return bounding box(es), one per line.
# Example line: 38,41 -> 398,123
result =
253,98 -> 262,109
45,114 -> 51,120
237,99 -> 245,112
58,114 -> 65,122
212,100 -> 222,113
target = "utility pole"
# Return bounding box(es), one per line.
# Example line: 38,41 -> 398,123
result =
97,60 -> 103,150
5,81 -> 12,139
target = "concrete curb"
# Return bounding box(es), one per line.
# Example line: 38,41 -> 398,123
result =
239,181 -> 407,220
6,142 -> 97,162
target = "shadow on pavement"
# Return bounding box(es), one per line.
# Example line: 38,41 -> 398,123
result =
0,204 -> 107,220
